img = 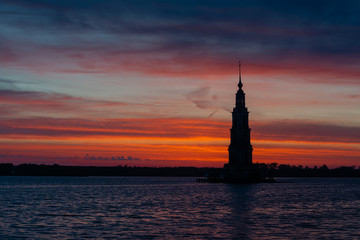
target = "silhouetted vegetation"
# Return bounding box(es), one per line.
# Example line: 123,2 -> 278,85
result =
253,163 -> 360,178
0,163 -> 360,177
0,163 -> 217,177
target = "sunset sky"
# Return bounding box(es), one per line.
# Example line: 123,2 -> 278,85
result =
1,0 -> 359,167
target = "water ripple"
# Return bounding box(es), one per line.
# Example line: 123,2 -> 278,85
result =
1,177 -> 360,239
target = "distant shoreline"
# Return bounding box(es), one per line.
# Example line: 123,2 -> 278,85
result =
0,163 -> 360,177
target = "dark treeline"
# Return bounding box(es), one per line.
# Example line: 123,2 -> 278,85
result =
0,163 -> 213,177
255,163 -> 360,178
0,163 -> 360,177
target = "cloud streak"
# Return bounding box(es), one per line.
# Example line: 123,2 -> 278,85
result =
1,117 -> 360,144
252,120 -> 360,143
0,117 -> 228,139
0,88 -> 150,118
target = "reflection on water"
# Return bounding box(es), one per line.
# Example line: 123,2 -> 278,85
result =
1,177 -> 360,239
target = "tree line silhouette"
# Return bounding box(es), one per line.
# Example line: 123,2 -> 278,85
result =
0,163 -> 211,177
0,163 -> 360,177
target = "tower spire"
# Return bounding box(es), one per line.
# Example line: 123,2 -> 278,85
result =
238,61 -> 243,88
227,62 -> 253,174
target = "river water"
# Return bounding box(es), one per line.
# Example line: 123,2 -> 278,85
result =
0,177 -> 360,239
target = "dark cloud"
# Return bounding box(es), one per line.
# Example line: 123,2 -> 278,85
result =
253,120 -> 360,143
0,78 -> 18,90
0,117 -> 228,139
1,0 -> 359,79
185,86 -> 221,118
0,88 -> 128,108
186,87 -> 212,109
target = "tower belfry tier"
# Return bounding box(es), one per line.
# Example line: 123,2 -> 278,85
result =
227,62 -> 253,168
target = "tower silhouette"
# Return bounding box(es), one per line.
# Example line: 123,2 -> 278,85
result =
225,62 -> 253,178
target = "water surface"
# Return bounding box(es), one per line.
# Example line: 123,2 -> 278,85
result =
1,177 -> 360,239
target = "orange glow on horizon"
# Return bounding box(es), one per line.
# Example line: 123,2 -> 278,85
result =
1,123 -> 359,168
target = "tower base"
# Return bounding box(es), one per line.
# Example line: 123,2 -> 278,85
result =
197,164 -> 274,184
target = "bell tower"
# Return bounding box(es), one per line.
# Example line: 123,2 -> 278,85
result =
227,62 -> 253,169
